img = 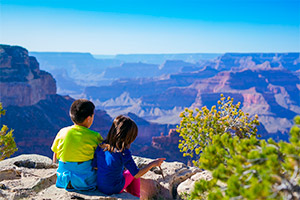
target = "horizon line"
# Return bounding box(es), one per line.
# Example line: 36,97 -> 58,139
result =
29,51 -> 300,56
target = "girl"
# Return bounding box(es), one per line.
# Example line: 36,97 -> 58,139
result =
93,115 -> 165,197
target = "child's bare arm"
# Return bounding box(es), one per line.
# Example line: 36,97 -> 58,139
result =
134,158 -> 165,178
52,152 -> 57,164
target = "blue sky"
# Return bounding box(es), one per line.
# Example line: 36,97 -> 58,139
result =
1,0 -> 299,54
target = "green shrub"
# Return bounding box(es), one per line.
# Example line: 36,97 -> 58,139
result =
0,103 -> 18,161
177,95 -> 300,199
190,116 -> 300,199
177,94 -> 259,167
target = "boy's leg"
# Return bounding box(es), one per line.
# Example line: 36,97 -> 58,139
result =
121,170 -> 140,197
57,160 -> 96,191
56,161 -> 71,189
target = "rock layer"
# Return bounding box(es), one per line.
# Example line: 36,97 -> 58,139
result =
0,45 -> 56,107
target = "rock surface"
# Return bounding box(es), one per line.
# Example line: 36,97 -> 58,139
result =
133,156 -> 202,199
0,45 -> 56,107
177,171 -> 212,196
0,154 -> 206,200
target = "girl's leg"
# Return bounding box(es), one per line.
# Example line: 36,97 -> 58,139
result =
125,176 -> 140,197
121,170 -> 140,197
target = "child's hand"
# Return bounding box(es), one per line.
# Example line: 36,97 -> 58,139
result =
134,158 -> 166,178
152,158 -> 166,167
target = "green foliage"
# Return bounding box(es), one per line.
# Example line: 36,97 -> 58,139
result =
189,116 -> 300,199
0,103 -> 18,161
177,94 -> 259,167
178,95 -> 300,199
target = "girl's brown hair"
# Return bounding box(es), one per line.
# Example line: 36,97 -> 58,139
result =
101,115 -> 138,152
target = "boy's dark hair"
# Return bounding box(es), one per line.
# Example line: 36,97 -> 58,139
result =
69,99 -> 95,124
102,115 -> 138,152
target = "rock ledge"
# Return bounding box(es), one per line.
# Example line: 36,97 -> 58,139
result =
0,154 -> 211,199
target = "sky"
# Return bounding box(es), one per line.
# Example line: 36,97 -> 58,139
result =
0,0 -> 299,54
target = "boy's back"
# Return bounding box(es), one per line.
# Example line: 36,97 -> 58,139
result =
52,125 -> 102,162
51,99 -> 102,191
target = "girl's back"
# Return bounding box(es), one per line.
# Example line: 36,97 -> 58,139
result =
93,145 -> 139,195
94,115 -> 165,198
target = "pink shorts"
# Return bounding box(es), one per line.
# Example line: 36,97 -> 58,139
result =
120,170 -> 140,197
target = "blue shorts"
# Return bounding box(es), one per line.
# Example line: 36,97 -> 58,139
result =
56,160 -> 97,191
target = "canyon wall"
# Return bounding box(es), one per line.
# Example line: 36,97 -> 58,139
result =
0,45 -> 56,107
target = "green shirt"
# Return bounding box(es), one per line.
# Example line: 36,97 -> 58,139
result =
51,125 -> 103,162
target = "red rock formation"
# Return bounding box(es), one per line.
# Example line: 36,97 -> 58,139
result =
133,129 -> 188,163
152,129 -> 180,149
0,45 -> 56,107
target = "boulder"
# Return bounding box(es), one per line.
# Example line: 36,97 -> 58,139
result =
0,154 -> 56,169
177,171 -> 212,196
133,156 -> 202,199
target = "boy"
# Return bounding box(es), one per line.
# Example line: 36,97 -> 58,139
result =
51,99 -> 103,191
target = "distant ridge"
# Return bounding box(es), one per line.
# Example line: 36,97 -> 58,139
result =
112,53 -> 221,64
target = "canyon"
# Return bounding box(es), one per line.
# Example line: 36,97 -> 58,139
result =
1,44 -> 299,164
0,45 -> 171,160
83,56 -> 300,140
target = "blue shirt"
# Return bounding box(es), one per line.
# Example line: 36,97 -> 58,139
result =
93,146 -> 140,195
